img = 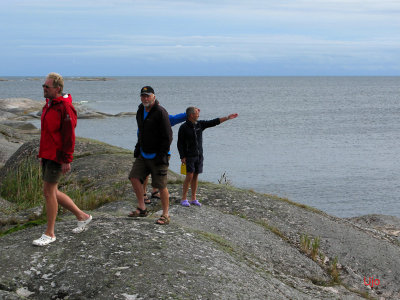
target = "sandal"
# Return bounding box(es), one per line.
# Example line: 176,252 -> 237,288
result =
155,215 -> 170,225
181,199 -> 190,207
128,207 -> 148,218
190,200 -> 202,207
144,193 -> 151,204
151,191 -> 161,200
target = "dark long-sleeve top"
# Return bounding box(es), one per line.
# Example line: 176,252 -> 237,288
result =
177,118 -> 220,159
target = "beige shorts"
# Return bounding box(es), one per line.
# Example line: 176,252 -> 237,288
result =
41,159 -> 62,183
129,155 -> 168,189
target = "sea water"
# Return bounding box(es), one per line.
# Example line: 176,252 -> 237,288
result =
1,76 -> 399,218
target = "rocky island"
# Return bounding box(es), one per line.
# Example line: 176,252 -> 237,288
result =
1,98 -> 400,299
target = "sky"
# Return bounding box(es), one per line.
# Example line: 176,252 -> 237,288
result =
1,0 -> 400,76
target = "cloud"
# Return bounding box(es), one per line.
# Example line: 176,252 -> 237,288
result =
7,33 -> 399,62
1,0 -> 399,75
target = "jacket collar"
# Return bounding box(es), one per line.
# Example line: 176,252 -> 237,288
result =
185,119 -> 197,127
139,99 -> 159,112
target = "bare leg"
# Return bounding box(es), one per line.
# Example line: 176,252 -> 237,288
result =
56,190 -> 89,221
191,173 -> 199,201
159,187 -> 169,217
182,172 -> 193,200
142,175 -> 151,203
43,181 -> 58,238
130,177 -> 146,211
143,175 -> 149,194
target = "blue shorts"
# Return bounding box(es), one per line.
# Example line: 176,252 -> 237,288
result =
186,155 -> 203,174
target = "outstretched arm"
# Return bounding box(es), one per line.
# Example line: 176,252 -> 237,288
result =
169,112 -> 187,126
219,113 -> 238,124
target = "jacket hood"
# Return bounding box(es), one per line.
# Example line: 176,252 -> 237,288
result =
46,93 -> 73,105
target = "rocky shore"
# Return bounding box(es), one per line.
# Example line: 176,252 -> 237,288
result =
1,98 -> 400,299
0,98 -> 135,167
0,97 -> 135,122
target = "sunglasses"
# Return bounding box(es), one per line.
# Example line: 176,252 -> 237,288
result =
42,84 -> 56,89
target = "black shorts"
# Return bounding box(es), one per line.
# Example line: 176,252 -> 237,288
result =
186,155 -> 203,174
41,159 -> 62,183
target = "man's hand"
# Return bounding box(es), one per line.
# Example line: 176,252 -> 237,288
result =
228,113 -> 238,120
220,113 -> 238,123
62,163 -> 71,174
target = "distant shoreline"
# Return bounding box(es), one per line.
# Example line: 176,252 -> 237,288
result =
0,77 -> 114,82
1,75 -> 400,80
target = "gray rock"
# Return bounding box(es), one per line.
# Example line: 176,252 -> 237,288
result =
0,98 -> 43,115
0,123 -> 40,167
0,110 -> 18,121
0,121 -> 37,130
348,214 -> 400,237
114,112 -> 137,117
0,128 -> 399,299
0,98 -> 136,121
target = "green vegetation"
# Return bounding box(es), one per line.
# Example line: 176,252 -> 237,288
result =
0,158 -> 118,213
167,178 -> 185,185
311,237 -> 320,260
300,233 -> 311,253
0,157 -> 123,236
300,234 -> 341,284
62,184 -> 118,211
0,218 -> 47,237
329,256 -> 340,283
198,231 -> 235,255
256,219 -> 288,241
0,158 -> 44,211
300,234 -> 321,261
268,194 -> 325,215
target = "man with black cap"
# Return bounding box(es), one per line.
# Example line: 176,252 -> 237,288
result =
128,86 -> 173,225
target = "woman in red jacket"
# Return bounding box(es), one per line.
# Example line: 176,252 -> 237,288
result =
33,73 -> 92,246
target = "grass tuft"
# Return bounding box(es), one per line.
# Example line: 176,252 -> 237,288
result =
311,237 -> 320,260
300,234 -> 322,262
329,256 -> 340,283
0,158 -> 44,210
198,231 -> 235,255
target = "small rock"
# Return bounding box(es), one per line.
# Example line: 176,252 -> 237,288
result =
16,287 -> 34,297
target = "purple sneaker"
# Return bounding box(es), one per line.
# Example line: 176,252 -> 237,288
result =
181,199 -> 190,207
190,200 -> 202,207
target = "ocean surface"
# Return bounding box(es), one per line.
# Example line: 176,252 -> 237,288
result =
1,76 -> 400,218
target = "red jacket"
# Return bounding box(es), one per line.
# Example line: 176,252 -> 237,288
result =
38,94 -> 77,164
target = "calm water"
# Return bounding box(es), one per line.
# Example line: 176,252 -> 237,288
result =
1,76 -> 400,218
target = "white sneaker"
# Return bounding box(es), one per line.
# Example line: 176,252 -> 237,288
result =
72,215 -> 93,234
32,234 -> 56,246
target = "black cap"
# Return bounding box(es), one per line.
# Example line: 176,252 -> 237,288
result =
140,86 -> 155,95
